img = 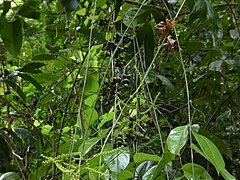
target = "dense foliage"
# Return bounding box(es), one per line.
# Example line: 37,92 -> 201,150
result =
0,0 -> 239,179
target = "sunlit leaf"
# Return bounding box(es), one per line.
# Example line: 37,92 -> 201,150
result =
97,109 -> 114,129
32,54 -> 56,60
142,165 -> 157,180
152,152 -> 175,179
134,153 -> 160,163
198,128 -> 231,157
82,109 -> 99,126
166,125 -> 189,155
104,148 -> 130,174
78,137 -> 101,156
0,172 -> 21,180
182,163 -> 213,180
192,131 -> 225,174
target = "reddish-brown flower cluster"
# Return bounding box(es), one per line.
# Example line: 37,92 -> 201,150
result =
155,18 -> 179,52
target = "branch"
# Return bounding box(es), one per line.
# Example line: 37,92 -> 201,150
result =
0,130 -> 29,180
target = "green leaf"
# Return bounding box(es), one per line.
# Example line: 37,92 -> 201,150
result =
192,131 -> 225,174
220,168 -> 236,180
4,80 -> 26,101
186,41 -> 204,54
2,1 -> 11,16
0,136 -> 10,161
97,109 -> 114,129
152,152 -> 175,179
41,125 -> 52,135
78,137 -> 101,156
166,125 -> 189,155
104,148 -> 130,174
182,163 -> 213,180
144,23 -> 154,67
123,6 -> 151,27
17,1 -> 40,19
78,28 -> 106,42
85,74 -> 99,93
82,109 -> 99,126
13,127 -> 32,145
19,62 -> 45,74
84,94 -> 97,107
18,73 -> 43,91
189,0 -> 222,36
118,170 -> 133,180
191,143 -> 208,159
198,128 -> 231,157
156,74 -> 176,98
142,165 -> 157,180
0,19 -> 22,56
133,153 -> 160,163
0,172 -> 21,180
144,70 -> 156,83
32,54 -> 56,60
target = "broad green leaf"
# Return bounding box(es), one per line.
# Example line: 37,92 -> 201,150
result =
85,74 -> 99,93
0,172 -> 21,180
18,73 -> 43,91
156,74 -> 176,98
41,125 -> 52,136
123,8 -> 139,27
166,125 -> 189,155
133,153 -> 160,163
104,148 -> 130,174
32,54 -> 56,60
82,109 -> 98,126
78,137 -> 101,156
2,1 -> 11,16
0,19 -> 22,56
144,70 -> 156,83
19,62 -> 45,74
142,165 -> 157,180
152,152 -> 175,179
97,109 -> 114,129
182,163 -> 213,180
198,128 -> 231,157
84,94 -> 97,107
192,131 -> 224,174
186,41 -> 204,54
13,127 -> 32,145
17,1 -> 40,19
123,7 -> 151,27
220,168 -> 236,180
191,143 -> 208,160
189,0 -> 222,36
144,23 -> 154,67
118,170 -> 133,180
